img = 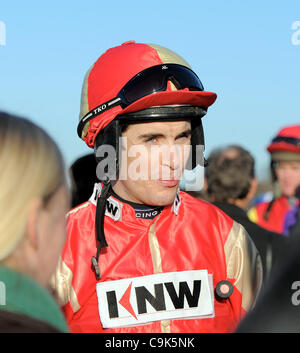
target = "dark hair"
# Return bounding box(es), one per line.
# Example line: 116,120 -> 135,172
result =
120,123 -> 129,133
205,145 -> 255,202
69,153 -> 98,208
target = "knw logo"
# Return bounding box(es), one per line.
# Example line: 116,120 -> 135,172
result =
96,270 -> 214,328
90,183 -> 122,221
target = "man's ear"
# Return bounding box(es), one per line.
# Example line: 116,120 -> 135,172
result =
26,198 -> 43,250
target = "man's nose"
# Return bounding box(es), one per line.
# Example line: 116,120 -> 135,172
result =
161,144 -> 183,171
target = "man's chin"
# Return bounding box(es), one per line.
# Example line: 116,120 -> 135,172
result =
282,186 -> 298,198
113,179 -> 180,206
143,184 -> 179,206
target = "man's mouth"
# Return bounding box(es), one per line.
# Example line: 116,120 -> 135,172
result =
157,179 -> 179,187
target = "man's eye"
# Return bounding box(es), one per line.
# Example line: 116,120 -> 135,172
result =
177,134 -> 191,142
146,137 -> 158,143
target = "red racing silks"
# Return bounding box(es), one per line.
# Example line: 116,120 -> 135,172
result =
248,195 -> 295,235
52,183 -> 262,333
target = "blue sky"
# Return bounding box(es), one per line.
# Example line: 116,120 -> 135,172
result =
0,0 -> 299,181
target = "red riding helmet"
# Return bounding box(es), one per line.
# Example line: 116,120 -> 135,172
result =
77,41 -> 217,149
267,125 -> 300,159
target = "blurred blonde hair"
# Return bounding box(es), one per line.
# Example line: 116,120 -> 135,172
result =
0,112 -> 66,260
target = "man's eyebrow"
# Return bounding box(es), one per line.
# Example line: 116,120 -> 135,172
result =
175,129 -> 192,138
138,133 -> 165,141
138,129 -> 192,141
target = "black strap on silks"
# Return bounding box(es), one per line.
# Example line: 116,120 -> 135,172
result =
263,197 -> 276,221
92,179 -> 111,280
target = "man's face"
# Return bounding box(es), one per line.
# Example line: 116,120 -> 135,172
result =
275,160 -> 300,197
113,120 -> 192,206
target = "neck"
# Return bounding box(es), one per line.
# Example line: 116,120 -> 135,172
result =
110,185 -> 164,220
111,181 -> 142,204
215,197 -> 248,210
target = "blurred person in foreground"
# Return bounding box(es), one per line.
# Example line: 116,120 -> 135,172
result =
0,112 -> 69,333
204,145 -> 287,280
52,41 -> 262,333
236,216 -> 300,333
248,125 -> 300,236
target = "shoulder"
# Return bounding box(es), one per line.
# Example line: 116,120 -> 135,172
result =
0,310 -> 62,333
179,191 -> 235,221
179,193 -> 255,267
249,191 -> 276,215
67,201 -> 94,221
65,201 -> 96,247
248,195 -> 288,222
248,198 -> 272,223
252,191 -> 274,206
67,200 -> 92,215
179,191 -> 237,243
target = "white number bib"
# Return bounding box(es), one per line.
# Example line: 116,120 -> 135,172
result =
96,270 -> 214,328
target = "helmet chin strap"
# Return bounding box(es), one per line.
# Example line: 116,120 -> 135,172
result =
92,177 -> 111,280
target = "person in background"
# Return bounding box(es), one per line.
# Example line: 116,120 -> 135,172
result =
204,145 -> 287,280
0,112 -> 69,333
236,218 -> 300,333
69,153 -> 98,208
248,125 -> 300,236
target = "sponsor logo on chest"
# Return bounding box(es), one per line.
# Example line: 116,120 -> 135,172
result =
96,270 -> 214,328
